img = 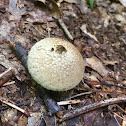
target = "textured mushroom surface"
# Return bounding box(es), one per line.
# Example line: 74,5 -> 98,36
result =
27,38 -> 84,91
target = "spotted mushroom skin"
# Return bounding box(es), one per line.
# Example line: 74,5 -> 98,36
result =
27,38 -> 84,91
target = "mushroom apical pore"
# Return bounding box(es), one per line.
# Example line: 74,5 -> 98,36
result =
27,38 -> 85,91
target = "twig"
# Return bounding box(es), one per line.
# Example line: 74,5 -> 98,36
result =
57,19 -> 73,40
0,68 -> 13,86
2,81 -> 15,86
84,79 -> 126,89
0,68 -> 12,78
0,64 -> 6,73
116,104 -> 126,115
113,112 -> 126,121
66,91 -> 94,100
66,89 -> 125,100
57,99 -> 81,106
0,99 -> 41,111
114,116 -> 121,126
46,22 -> 51,38
59,97 -> 126,122
0,97 -> 30,116
32,25 -> 47,37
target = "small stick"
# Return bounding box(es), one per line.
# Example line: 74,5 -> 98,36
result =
0,68 -> 12,78
47,22 -> 51,38
116,105 -> 126,115
0,65 -> 6,73
113,114 -> 121,126
57,19 -> 73,40
0,99 -> 41,111
0,97 -> 30,116
113,112 -> 126,121
32,25 -> 47,37
57,99 -> 81,106
2,81 -> 15,86
84,79 -> 126,89
66,89 -> 125,100
59,97 -> 126,122
66,91 -> 94,100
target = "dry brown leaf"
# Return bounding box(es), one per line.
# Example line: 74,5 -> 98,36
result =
103,60 -> 118,65
77,0 -> 89,14
85,56 -> 109,77
84,73 -> 99,81
36,0 -> 46,3
63,0 -> 77,4
98,7 -> 110,27
0,54 -> 26,81
35,0 -> 60,19
80,24 -> 98,42
27,112 -> 43,126
49,0 -> 60,19
119,0 -> 126,7
17,116 -> 28,126
8,0 -> 27,20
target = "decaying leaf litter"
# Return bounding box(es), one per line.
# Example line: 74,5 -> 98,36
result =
0,0 -> 126,125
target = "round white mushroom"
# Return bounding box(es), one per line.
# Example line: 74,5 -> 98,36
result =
27,38 -> 84,91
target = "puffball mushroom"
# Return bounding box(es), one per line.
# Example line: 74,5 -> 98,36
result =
27,38 -> 84,91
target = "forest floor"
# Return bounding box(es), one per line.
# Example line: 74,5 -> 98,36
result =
0,0 -> 126,125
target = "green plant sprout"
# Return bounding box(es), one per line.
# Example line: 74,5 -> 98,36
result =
89,0 -> 94,9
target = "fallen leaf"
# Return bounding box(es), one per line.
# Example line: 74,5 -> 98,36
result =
84,73 -> 99,81
115,14 -> 126,24
119,0 -> 126,7
36,0 -> 46,3
0,53 -> 26,81
80,24 -> 98,42
27,112 -> 43,126
63,0 -> 77,4
77,0 -> 89,14
35,0 -> 60,19
103,60 -> 118,65
0,20 -> 15,40
8,0 -> 27,20
48,0 -> 60,19
98,7 -> 110,27
85,56 -> 109,77
18,116 -> 28,126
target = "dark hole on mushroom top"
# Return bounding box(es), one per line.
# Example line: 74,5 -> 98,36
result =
51,48 -> 54,52
55,45 -> 67,54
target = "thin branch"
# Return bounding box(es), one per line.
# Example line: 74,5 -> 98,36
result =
57,19 -> 73,40
59,97 -> 126,122
66,91 -> 94,100
57,99 -> 81,106
0,99 -> 41,111
0,68 -> 12,78
0,97 -> 30,116
113,113 -> 121,126
84,79 -> 126,89
2,81 -> 15,86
